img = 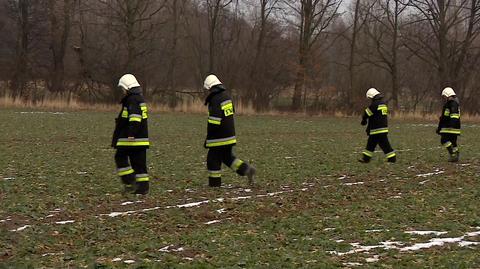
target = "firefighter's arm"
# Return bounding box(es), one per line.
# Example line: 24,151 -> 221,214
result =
127,99 -> 142,138
207,99 -> 223,126
449,102 -> 460,122
361,106 -> 373,125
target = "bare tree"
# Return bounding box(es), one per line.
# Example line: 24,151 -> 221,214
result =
363,0 -> 409,109
205,0 -> 236,72
8,0 -> 31,98
286,0 -> 342,110
406,0 -> 480,95
48,0 -> 75,94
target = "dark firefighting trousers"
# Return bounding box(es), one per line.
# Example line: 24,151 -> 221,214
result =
440,134 -> 459,155
115,148 -> 149,188
207,145 -> 250,187
362,133 -> 396,162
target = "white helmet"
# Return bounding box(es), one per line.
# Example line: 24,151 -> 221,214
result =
366,88 -> 380,99
441,87 -> 456,97
203,74 -> 222,90
118,74 -> 140,90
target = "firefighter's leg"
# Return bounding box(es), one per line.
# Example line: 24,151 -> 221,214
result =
222,146 -> 255,184
361,135 -> 378,163
448,134 -> 459,162
441,134 -> 455,154
379,134 -> 396,163
451,135 -> 459,155
130,149 -> 149,194
207,147 -> 223,187
115,149 -> 135,192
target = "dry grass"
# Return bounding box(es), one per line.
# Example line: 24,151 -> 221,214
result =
2,96 -> 480,121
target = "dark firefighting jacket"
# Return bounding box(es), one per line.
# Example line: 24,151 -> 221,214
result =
437,98 -> 461,135
112,87 -> 149,149
204,85 -> 236,148
362,97 -> 389,136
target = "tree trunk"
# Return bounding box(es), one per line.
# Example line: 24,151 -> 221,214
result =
48,0 -> 72,93
11,0 -> 30,99
348,0 -> 361,110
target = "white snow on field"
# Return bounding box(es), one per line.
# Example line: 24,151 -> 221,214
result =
416,169 -> 444,177
365,229 -> 387,233
0,217 -> 11,223
55,220 -> 75,225
343,262 -> 363,266
328,241 -> 403,256
124,260 -> 135,264
405,231 -> 447,236
121,201 -> 143,206
216,208 -> 226,214
329,228 -> 480,257
205,220 -> 222,225
10,225 -> 31,232
366,255 -> 380,263
205,218 -> 232,225
159,245 -> 185,253
112,258 -> 122,262
419,179 -> 430,185
3,177 -> 15,180
342,182 -> 364,186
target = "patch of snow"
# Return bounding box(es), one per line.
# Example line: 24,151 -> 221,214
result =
405,231 -> 447,236
3,177 -> 15,180
338,175 -> 348,180
173,200 -> 210,208
205,220 -> 222,225
124,260 -> 135,264
159,245 -> 184,253
365,229 -> 386,233
10,225 -> 31,232
458,241 -> 480,247
342,182 -> 364,186
416,170 -> 444,177
419,179 -> 430,185
216,208 -> 226,214
343,262 -> 363,266
121,201 -> 143,206
365,255 -> 380,263
112,258 -> 122,262
55,220 -> 75,225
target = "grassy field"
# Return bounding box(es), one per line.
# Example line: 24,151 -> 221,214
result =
0,109 -> 479,268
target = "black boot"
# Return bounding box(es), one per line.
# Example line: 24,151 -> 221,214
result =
448,152 -> 459,162
135,181 -> 149,195
121,175 -> 136,194
209,177 -> 222,187
387,156 -> 397,163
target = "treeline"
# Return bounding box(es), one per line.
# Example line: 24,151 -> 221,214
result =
0,0 -> 479,113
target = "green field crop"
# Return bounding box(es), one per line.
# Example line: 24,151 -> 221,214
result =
0,110 -> 479,268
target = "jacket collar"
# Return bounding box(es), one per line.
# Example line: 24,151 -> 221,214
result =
120,87 -> 143,103
204,85 -> 225,105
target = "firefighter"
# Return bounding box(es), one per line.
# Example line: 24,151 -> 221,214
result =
436,87 -> 461,162
111,74 -> 150,195
203,74 -> 256,187
359,88 -> 397,163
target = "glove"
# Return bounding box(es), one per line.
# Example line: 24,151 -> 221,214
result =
361,119 -> 367,126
